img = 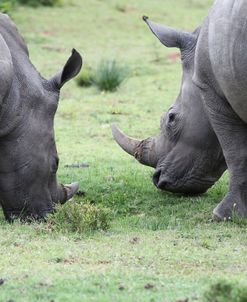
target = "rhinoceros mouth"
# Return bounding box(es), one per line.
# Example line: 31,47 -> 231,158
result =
3,205 -> 54,222
152,167 -> 217,195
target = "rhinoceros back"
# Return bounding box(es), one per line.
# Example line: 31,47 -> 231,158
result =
0,13 -> 40,86
0,33 -> 13,110
0,13 -> 43,135
207,0 -> 247,122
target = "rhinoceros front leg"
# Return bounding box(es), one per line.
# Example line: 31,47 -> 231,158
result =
201,86 -> 247,220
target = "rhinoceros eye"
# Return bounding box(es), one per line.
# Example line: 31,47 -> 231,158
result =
168,112 -> 176,123
166,110 -> 181,141
51,156 -> 59,174
167,111 -> 177,127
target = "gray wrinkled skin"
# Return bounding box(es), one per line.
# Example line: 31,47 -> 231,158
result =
148,22 -> 226,195
193,0 -> 247,219
0,13 -> 82,221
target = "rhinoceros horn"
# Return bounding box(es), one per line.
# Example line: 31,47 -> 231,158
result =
142,16 -> 195,50
111,124 -> 162,168
59,182 -> 79,204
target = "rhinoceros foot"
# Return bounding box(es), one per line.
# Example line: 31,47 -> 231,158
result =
213,193 -> 247,221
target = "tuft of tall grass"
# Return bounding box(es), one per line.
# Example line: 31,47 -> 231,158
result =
0,0 -> 15,12
76,67 -> 94,87
92,59 -> 129,92
203,280 -> 247,302
47,202 -> 112,235
17,0 -> 62,7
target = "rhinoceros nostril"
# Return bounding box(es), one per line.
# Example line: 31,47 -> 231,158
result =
153,169 -> 173,190
157,178 -> 169,190
153,169 -> 162,187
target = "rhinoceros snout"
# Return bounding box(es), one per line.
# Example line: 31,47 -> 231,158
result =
153,169 -> 161,188
152,169 -> 172,190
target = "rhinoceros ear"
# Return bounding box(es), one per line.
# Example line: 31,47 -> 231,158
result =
143,16 -> 194,50
51,49 -> 82,89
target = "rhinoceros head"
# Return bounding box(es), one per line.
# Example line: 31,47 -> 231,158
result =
0,14 -> 82,221
112,17 -> 227,195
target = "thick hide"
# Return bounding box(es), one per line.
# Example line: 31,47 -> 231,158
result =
0,13 -> 82,221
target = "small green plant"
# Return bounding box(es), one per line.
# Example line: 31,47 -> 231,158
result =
47,202 -> 112,234
17,0 -> 62,7
76,67 -> 94,87
203,280 -> 247,302
115,4 -> 126,13
92,59 -> 129,92
0,0 -> 15,13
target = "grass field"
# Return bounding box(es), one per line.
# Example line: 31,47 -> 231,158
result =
1,0 -> 247,301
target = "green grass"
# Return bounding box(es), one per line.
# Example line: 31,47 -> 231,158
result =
76,66 -> 94,87
1,0 -> 247,301
92,59 -> 129,91
203,280 -> 247,302
47,202 -> 112,234
17,0 -> 62,7
76,60 -> 129,91
0,0 -> 15,13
